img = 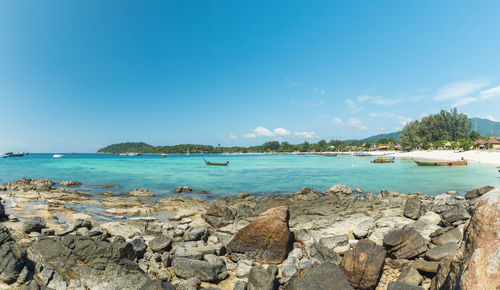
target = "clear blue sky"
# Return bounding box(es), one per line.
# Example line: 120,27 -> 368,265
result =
1,1 -> 500,152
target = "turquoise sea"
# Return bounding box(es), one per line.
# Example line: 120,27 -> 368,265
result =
0,153 -> 498,198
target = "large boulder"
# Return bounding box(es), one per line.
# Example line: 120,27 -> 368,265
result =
171,257 -> 227,282
440,206 -> 471,226
340,239 -> 386,290
404,198 -> 424,220
430,227 -> 462,246
28,235 -> 168,289
284,262 -> 353,290
424,242 -> 459,261
431,188 -> 500,289
23,217 -> 46,234
227,206 -> 292,264
202,203 -> 235,228
383,229 -> 427,259
0,225 -> 29,284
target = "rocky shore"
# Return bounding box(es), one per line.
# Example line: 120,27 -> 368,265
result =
0,178 -> 499,289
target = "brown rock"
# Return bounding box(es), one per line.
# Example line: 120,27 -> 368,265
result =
226,206 -> 291,264
383,229 -> 427,259
464,185 -> 494,199
284,262 -> 354,290
431,188 -> 500,289
340,239 -> 386,290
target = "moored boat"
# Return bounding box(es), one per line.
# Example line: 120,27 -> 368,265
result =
203,158 -> 229,166
5,152 -> 27,157
412,158 -> 467,166
370,157 -> 395,163
53,154 -> 64,158
324,153 -> 338,157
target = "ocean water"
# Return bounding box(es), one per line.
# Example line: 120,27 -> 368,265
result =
0,153 -> 498,198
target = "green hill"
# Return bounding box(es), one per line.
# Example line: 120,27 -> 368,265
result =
469,117 -> 500,137
97,142 -> 154,153
362,131 -> 402,142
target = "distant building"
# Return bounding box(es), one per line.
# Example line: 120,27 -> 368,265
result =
488,136 -> 500,150
474,139 -> 488,149
395,144 -> 401,151
378,145 -> 389,150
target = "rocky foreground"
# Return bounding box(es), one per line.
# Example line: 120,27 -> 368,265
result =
0,178 -> 499,289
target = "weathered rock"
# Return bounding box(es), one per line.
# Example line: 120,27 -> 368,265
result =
340,239 -> 386,290
236,259 -> 254,278
404,198 -> 424,220
0,225 -> 29,284
323,184 -> 353,195
464,185 -> 494,199
430,227 -> 462,246
23,217 -> 46,234
140,280 -> 176,290
247,264 -> 278,290
440,206 -> 470,226
413,259 -> 439,274
183,226 -> 208,242
0,204 -> 4,218
58,180 -> 82,187
128,188 -> 155,197
174,245 -> 215,260
130,236 -> 147,259
431,188 -> 500,289
284,262 -> 353,290
425,242 -> 459,261
353,219 -> 375,239
383,229 -> 427,259
171,257 -> 228,282
202,203 -> 235,228
397,264 -> 423,286
5,178 -> 55,191
318,234 -> 350,254
387,281 -> 423,290
29,235 -> 169,289
148,235 -> 172,253
227,206 -> 291,264
175,277 -> 201,290
233,280 -> 247,290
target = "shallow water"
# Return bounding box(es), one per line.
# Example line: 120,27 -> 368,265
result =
0,153 -> 498,197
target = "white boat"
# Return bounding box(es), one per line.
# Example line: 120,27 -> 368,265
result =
0,155 -> 7,159
119,153 -> 127,156
53,154 -> 64,158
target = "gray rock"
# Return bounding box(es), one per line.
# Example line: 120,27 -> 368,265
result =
413,259 -> 439,274
353,219 -> 375,239
202,203 -> 235,228
284,262 -> 353,290
424,242 -> 459,261
464,185 -> 494,199
236,259 -> 254,278
175,277 -> 201,290
183,226 -> 208,242
0,204 -> 4,217
318,234 -> 349,254
247,264 -> 278,290
383,229 -> 428,259
23,217 -> 46,233
281,255 -> 299,283
149,235 -> 172,253
387,281 -> 423,290
58,180 -> 82,187
430,227 -> 462,245
140,280 -> 176,290
404,198 -> 424,220
397,265 -> 423,286
74,219 -> 92,229
161,252 -> 172,267
441,207 -> 471,226
41,228 -> 55,236
130,236 -> 147,259
0,225 -> 28,284
172,257 -> 228,282
174,245 -> 216,260
233,280 -> 247,290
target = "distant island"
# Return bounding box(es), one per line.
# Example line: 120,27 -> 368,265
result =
97,111 -> 500,154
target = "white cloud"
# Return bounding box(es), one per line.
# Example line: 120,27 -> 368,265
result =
369,112 -> 395,118
396,116 -> 412,127
331,118 -> 344,125
434,80 -> 489,101
479,85 -> 500,99
253,126 -> 274,137
485,116 -> 497,122
294,131 -> 318,138
370,97 -> 400,105
242,133 -> 256,138
369,113 -> 378,118
346,118 -> 368,130
273,128 -> 291,136
345,98 -> 363,112
451,97 -> 477,107
357,95 -> 371,102
229,133 -> 238,140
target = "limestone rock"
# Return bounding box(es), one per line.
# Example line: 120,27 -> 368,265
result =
353,219 -> 375,239
340,239 -> 386,290
227,206 -> 291,264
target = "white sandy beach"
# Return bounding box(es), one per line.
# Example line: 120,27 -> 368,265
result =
393,150 -> 500,165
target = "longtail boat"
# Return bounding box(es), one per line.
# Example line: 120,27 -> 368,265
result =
324,153 -> 338,157
354,152 -> 372,157
370,157 -> 395,163
203,158 -> 229,166
412,158 -> 467,166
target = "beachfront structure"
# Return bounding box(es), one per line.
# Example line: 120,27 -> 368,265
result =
474,136 -> 500,150
474,139 -> 488,149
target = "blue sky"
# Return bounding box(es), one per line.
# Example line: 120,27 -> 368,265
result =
1,1 -> 500,152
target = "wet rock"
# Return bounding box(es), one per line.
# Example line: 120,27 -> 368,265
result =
404,198 -> 424,220
171,257 -> 228,282
397,264 -> 423,286
202,203 -> 235,228
431,188 -> 500,289
58,180 -> 82,187
247,264 -> 278,290
175,186 -> 192,193
464,185 -> 494,199
353,219 -> 375,239
440,206 -> 470,226
102,183 -> 120,188
340,239 -> 386,290
149,235 -> 172,253
430,227 -> 462,246
23,217 -> 46,234
227,206 -> 291,264
284,262 -> 353,290
183,226 -> 208,242
128,188 -> 155,197
323,184 -> 353,196
387,281 -> 423,290
383,229 -> 427,259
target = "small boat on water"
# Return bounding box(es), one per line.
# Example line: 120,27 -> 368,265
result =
5,152 -> 27,157
354,152 -> 372,157
161,154 -> 168,157
324,153 -> 338,157
412,158 -> 467,166
53,154 -> 64,158
371,156 -> 395,163
0,155 -> 7,158
203,158 -> 229,166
